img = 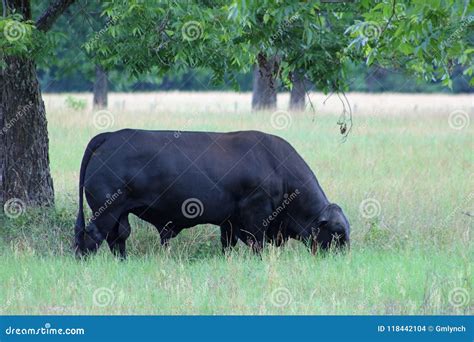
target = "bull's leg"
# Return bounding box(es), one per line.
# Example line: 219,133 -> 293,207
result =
220,220 -> 238,253
160,233 -> 171,248
106,227 -> 119,254
81,211 -> 121,256
156,224 -> 181,248
116,214 -> 131,259
81,221 -> 105,256
106,215 -> 130,259
268,221 -> 288,247
244,231 -> 265,254
89,210 -> 123,257
239,194 -> 273,254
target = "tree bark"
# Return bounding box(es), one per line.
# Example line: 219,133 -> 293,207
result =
252,53 -> 278,110
36,0 -> 76,32
93,65 -> 108,109
0,56 -> 55,206
289,71 -> 306,111
1,0 -> 74,208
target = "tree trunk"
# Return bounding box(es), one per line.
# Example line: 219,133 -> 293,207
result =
93,65 -> 108,109
0,0 -> 75,209
0,56 -> 55,206
289,71 -> 306,111
252,53 -> 278,110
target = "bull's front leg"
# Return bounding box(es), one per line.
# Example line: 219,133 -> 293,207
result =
220,220 -> 238,253
238,193 -> 273,254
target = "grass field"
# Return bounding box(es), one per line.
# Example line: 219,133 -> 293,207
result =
0,92 -> 472,315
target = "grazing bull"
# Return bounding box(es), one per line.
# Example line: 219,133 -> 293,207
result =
74,129 -> 350,258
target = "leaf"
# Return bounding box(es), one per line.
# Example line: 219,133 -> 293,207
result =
263,13 -> 270,23
399,42 -> 414,55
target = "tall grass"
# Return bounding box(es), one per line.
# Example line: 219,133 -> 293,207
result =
0,92 -> 472,314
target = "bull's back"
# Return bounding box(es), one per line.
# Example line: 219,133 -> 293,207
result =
93,129 -> 287,182
84,129 -> 300,211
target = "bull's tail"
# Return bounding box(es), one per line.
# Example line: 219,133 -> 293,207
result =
74,134 -> 108,251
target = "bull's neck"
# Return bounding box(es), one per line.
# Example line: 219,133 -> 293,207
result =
303,180 -> 330,218
289,176 -> 330,234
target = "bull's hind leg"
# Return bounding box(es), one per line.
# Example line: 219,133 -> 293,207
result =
87,209 -> 123,257
220,220 -> 238,253
107,214 -> 131,259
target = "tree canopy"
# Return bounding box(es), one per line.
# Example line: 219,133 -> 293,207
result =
79,0 -> 473,91
2,0 -> 472,93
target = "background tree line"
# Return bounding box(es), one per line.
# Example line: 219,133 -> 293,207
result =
39,62 -> 473,93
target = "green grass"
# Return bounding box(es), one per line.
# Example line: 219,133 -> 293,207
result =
0,98 -> 472,315
0,245 -> 471,314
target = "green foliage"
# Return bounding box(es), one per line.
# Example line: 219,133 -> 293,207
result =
3,1 -> 473,92
84,1 -> 356,92
0,13 -> 62,68
82,0 -> 472,93
346,0 -> 474,88
0,15 -> 36,61
84,0 -> 239,82
228,1 -> 357,92
64,95 -> 87,111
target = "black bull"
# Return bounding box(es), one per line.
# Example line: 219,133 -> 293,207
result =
74,129 -> 350,258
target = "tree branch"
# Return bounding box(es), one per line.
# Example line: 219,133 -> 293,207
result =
35,0 -> 76,32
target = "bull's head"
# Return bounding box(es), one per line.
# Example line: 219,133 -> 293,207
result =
311,203 -> 350,253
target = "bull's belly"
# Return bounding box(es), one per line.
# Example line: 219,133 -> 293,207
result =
129,188 -> 236,228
